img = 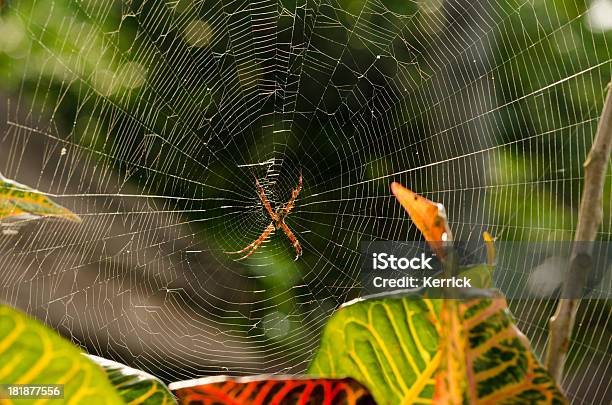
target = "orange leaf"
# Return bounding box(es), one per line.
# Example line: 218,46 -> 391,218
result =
390,182 -> 451,257
433,300 -> 467,405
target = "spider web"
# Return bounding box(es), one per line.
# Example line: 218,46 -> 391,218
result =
0,0 -> 610,402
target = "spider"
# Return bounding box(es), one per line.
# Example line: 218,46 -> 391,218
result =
226,174 -> 303,261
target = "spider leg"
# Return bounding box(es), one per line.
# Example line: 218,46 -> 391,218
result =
282,172 -> 302,216
225,223 -> 275,260
279,221 -> 302,260
255,177 -> 277,221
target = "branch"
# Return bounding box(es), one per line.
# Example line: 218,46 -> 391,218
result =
546,82 -> 612,383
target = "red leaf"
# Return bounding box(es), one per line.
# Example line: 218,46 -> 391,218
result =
170,376 -> 376,405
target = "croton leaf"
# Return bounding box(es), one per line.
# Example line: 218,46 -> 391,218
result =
458,232 -> 496,289
0,173 -> 80,223
432,300 -> 466,404
0,305 -> 123,404
308,292 -> 567,404
483,231 -> 496,266
308,183 -> 566,404
169,376 -> 376,405
308,294 -> 442,404
90,355 -> 177,405
459,295 -> 567,404
390,182 -> 451,257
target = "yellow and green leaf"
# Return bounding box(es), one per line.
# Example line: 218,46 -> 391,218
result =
308,292 -> 567,404
460,295 -> 567,404
0,305 -> 123,405
308,183 -> 567,404
308,294 -> 442,404
90,355 -> 177,405
0,174 -> 80,223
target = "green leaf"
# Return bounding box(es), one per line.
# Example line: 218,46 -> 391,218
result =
308,293 -> 442,404
308,291 -> 567,405
460,294 -> 567,404
0,174 -> 80,222
90,355 -> 177,405
0,305 -> 124,404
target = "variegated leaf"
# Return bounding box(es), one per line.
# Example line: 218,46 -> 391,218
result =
460,294 -> 567,404
0,305 -> 123,404
308,292 -> 567,404
432,300 -> 466,405
170,376 -> 376,404
308,294 -> 442,404
90,355 -> 177,405
0,174 -> 80,223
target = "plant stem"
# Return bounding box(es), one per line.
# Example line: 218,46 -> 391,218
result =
545,82 -> 612,383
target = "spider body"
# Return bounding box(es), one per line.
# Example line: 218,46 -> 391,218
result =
226,174 -> 302,260
274,205 -> 288,224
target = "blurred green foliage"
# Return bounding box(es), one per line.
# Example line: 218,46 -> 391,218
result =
1,0 -> 609,241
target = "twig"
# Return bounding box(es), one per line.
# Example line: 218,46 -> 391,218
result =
545,82 -> 612,383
